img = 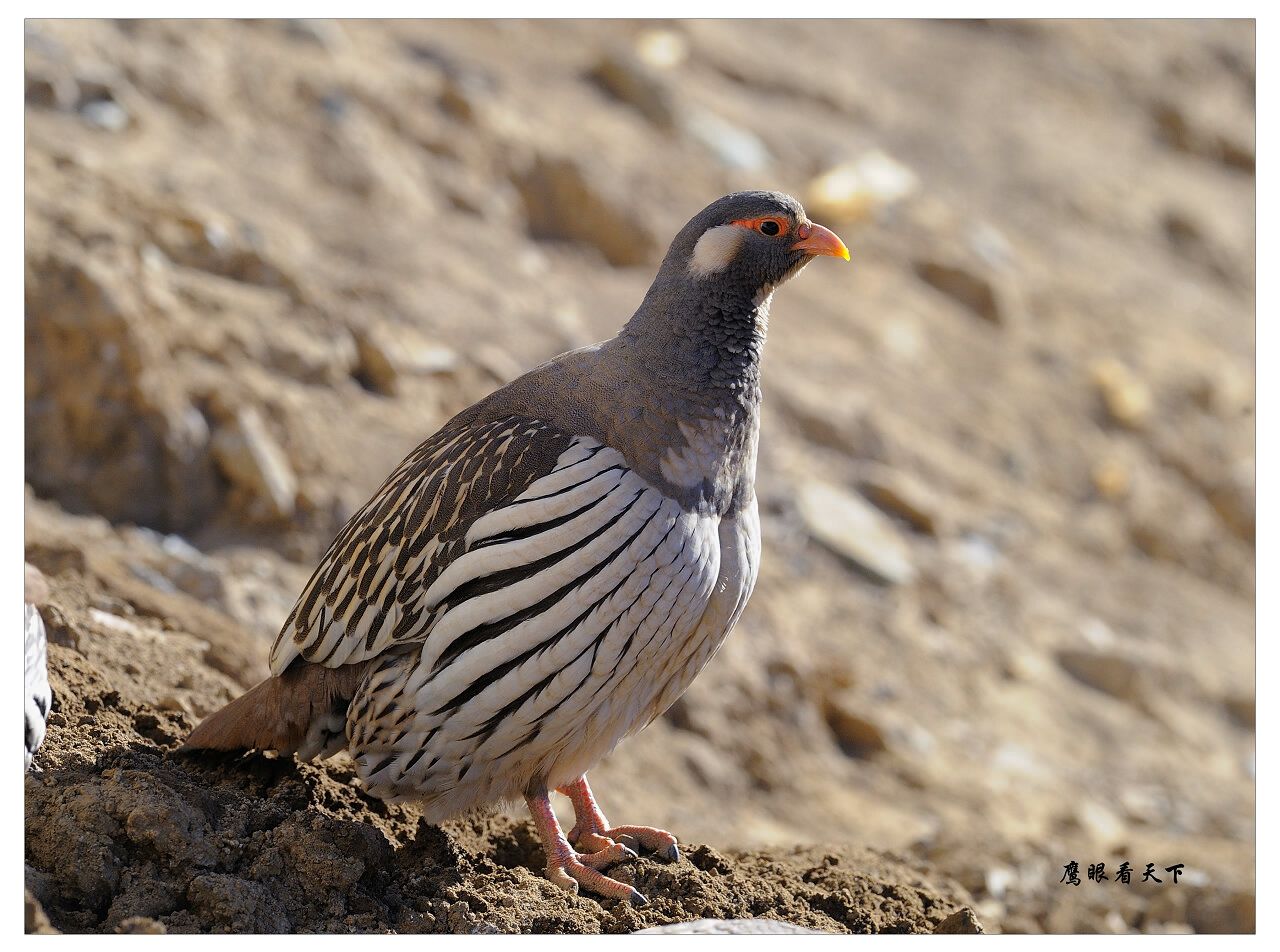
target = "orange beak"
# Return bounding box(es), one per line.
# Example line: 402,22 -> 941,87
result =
792,221 -> 850,260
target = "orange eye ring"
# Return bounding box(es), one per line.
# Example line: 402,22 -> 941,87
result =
731,216 -> 791,238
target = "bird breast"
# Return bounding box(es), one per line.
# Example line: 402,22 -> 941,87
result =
343,436 -> 760,819
656,406 -> 760,516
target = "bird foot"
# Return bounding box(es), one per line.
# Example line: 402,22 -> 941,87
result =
527,787 -> 648,906
546,852 -> 648,906
570,824 -> 679,864
560,776 -> 681,864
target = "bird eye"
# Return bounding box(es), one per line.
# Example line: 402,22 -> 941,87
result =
730,216 -> 791,237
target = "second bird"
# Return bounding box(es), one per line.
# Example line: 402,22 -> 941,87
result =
185,190 -> 849,905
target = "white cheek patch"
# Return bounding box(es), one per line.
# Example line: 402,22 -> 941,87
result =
689,224 -> 745,277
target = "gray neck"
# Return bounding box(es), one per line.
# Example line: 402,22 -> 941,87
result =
618,273 -> 772,418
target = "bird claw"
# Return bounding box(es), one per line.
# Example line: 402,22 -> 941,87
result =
577,840 -> 637,870
546,853 -> 646,906
547,866 -> 579,895
601,824 -> 680,864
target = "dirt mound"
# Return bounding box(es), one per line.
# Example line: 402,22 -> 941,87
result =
25,578 -> 974,933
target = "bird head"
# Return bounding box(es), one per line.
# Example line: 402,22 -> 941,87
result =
670,190 -> 849,301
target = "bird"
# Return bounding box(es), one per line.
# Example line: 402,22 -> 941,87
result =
185,190 -> 848,905
26,563 -> 52,772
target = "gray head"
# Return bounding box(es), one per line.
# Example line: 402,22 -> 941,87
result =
619,191 -> 848,374
656,190 -> 849,303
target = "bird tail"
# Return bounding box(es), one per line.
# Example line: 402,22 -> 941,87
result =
183,661 -> 365,757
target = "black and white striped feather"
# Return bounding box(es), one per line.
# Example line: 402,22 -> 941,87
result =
272,417 -> 757,818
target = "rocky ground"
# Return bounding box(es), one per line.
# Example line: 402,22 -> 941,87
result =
24,19 -> 1254,934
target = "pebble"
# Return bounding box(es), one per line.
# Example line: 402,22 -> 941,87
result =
635,918 -> 832,935
353,324 -> 460,396
1222,695 -> 1254,729
281,19 -> 343,49
512,153 -> 658,266
796,480 -> 917,586
935,908 -> 984,934
80,99 -> 130,132
25,68 -> 78,109
589,49 -> 678,129
878,316 -> 928,364
635,29 -> 689,70
822,692 -> 889,756
914,259 -> 1003,325
1091,457 -> 1130,501
210,408 -> 299,522
680,107 -> 771,172
857,463 -> 942,536
805,150 -> 919,223
1089,356 -> 1153,429
1055,648 -> 1143,702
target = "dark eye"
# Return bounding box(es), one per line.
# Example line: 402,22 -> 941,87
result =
759,219 -> 781,236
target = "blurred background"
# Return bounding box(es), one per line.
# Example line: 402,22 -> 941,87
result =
25,19 -> 1254,933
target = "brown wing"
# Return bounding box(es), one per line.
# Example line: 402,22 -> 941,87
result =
270,416 -> 577,674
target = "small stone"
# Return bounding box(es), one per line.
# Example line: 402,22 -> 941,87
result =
967,221 -> 1016,270
680,108 -> 771,172
210,408 -> 298,523
282,19 -> 343,48
25,68 -> 78,109
512,153 -> 658,267
156,694 -> 193,715
1002,648 -> 1053,683
1091,458 -> 1130,501
1185,363 -> 1252,418
405,345 -> 459,376
935,908 -> 984,935
1056,648 -> 1143,702
589,49 -> 678,129
857,463 -> 941,536
1223,695 -> 1254,729
79,99 -> 130,132
878,316 -> 928,364
635,919 -> 831,935
116,917 -> 166,935
984,866 -> 1015,899
635,29 -> 689,70
352,326 -> 400,397
991,743 -> 1044,777
25,890 -> 57,935
1089,356 -> 1153,429
822,693 -> 888,757
914,259 -> 1003,325
351,322 -> 460,397
1207,458 -> 1254,543
440,75 -> 484,123
796,480 -> 916,585
805,151 -> 919,223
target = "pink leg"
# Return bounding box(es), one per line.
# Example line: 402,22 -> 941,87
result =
556,775 -> 680,863
524,787 -> 647,906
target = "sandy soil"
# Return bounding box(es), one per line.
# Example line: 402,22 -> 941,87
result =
24,19 -> 1253,934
